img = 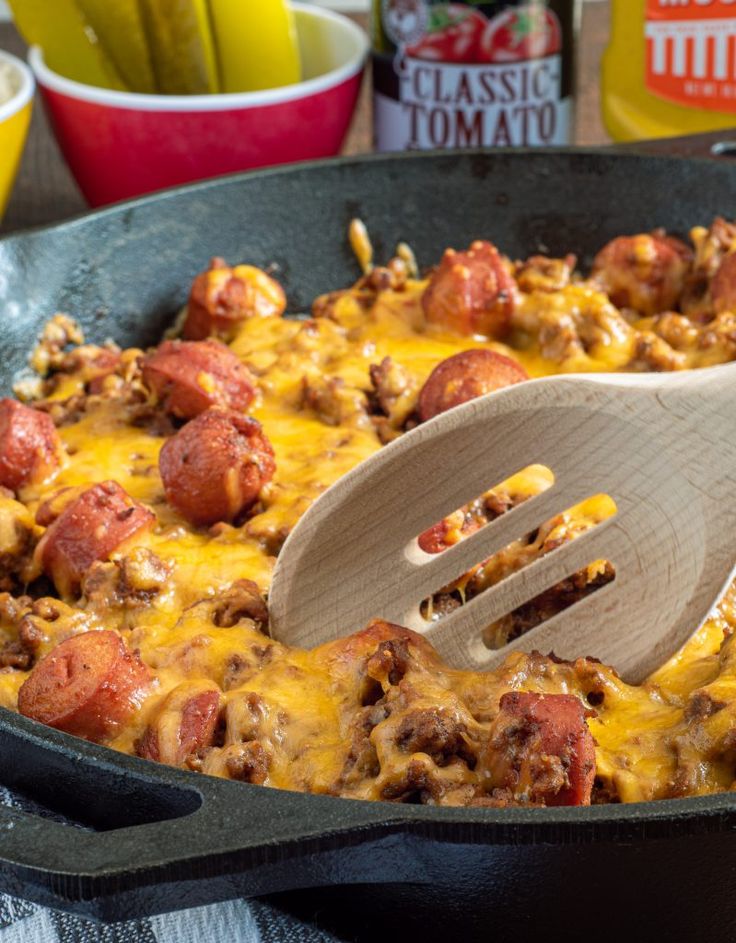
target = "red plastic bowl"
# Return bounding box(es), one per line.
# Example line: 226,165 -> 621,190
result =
30,3 -> 367,207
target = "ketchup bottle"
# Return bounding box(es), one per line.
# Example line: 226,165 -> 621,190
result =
372,1 -> 580,151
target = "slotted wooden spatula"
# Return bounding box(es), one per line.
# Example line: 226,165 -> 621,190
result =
268,365 -> 736,683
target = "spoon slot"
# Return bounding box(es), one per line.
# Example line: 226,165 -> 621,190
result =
417,489 -> 618,652
401,474 -> 615,622
482,558 -> 616,651
409,463 -> 555,558
410,498 -> 618,668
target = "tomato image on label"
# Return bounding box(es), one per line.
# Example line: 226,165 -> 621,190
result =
406,4 -> 487,63
479,5 -> 562,63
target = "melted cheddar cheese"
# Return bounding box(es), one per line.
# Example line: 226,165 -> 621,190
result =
3,223 -> 736,807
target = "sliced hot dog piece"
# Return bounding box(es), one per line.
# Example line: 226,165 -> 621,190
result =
592,231 -> 692,316
417,507 -> 485,555
36,481 -> 156,597
17,630 -> 151,742
417,348 -> 529,422
159,408 -> 276,526
142,339 -> 257,421
418,520 -> 454,555
422,241 -> 517,339
137,681 -> 221,766
484,691 -> 596,806
0,398 -> 62,493
183,258 -> 287,341
317,618 -> 440,690
711,252 -> 736,314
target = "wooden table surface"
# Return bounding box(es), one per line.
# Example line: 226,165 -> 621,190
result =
0,2 -> 610,235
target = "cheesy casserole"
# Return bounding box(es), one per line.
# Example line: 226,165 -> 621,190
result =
2,219 -> 736,808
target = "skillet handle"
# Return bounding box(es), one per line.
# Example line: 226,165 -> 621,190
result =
0,709 -> 406,919
610,129 -> 736,161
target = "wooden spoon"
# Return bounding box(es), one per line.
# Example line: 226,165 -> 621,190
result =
268,365 -> 736,683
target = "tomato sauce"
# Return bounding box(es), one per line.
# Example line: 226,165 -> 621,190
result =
372,1 -> 579,150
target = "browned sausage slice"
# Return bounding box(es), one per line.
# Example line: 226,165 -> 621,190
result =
711,252 -> 736,314
0,398 -> 62,493
422,241 -> 517,339
36,481 -> 156,596
592,232 -> 692,316
417,348 -> 529,422
316,619 -> 442,697
137,681 -> 221,766
142,339 -> 257,420
158,408 -> 276,526
417,508 -> 484,555
485,691 -> 596,806
183,259 -> 287,341
17,630 -> 151,742
417,520 -> 454,554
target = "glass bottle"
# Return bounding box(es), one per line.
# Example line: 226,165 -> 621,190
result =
372,0 -> 580,151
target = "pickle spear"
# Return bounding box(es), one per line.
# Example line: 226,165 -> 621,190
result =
74,0 -> 156,94
208,0 -> 301,93
8,0 -> 125,88
137,0 -> 220,95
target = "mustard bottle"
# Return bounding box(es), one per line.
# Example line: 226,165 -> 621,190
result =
602,0 -> 736,141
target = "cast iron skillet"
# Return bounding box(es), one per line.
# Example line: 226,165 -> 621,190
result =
2,147 -> 736,941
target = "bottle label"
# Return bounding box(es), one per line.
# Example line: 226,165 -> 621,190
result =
645,0 -> 736,113
372,2 -> 575,151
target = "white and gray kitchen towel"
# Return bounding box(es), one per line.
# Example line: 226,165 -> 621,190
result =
0,787 -> 344,943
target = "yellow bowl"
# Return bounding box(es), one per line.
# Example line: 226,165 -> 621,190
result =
0,50 -> 34,222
